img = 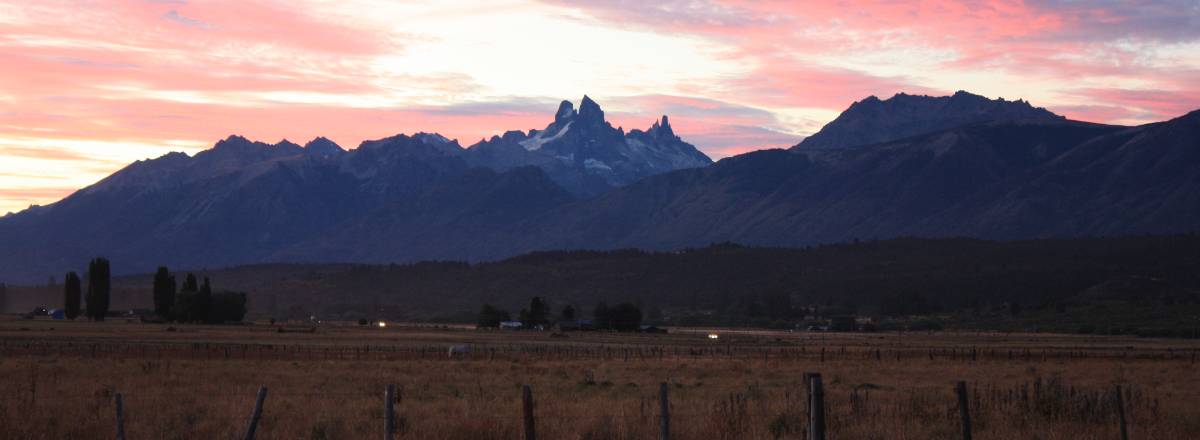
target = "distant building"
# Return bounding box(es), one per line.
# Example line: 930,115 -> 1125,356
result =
125,309 -> 154,318
47,309 -> 65,320
830,316 -> 857,332
499,321 -> 524,329
556,319 -> 596,331
639,325 -> 667,334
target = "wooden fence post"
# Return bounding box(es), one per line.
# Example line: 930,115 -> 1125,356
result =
955,381 -> 972,440
809,374 -> 825,440
115,392 -> 126,440
802,372 -> 814,434
385,384 -> 396,440
522,385 -> 536,440
659,382 -> 670,440
244,386 -> 268,440
1114,385 -> 1128,440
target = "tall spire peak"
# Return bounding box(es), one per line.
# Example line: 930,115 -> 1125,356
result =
578,95 -> 604,124
656,115 -> 674,136
555,100 -> 576,124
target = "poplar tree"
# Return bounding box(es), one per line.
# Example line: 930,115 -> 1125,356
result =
152,267 -> 176,318
63,272 -> 81,320
85,257 -> 111,321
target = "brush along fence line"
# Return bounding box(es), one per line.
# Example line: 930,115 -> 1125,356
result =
1,338 -> 1194,364
7,376 -> 1151,440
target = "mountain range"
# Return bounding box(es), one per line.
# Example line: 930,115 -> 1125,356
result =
1,91 -> 1197,283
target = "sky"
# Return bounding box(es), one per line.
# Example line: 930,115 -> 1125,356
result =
1,0 -> 1198,214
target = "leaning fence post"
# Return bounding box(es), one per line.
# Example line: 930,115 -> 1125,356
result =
809,374 -> 825,440
1114,385 -> 1128,440
522,385 -> 536,440
659,382 -> 670,440
244,386 -> 268,440
385,384 -> 396,440
955,381 -> 972,440
114,392 -> 126,440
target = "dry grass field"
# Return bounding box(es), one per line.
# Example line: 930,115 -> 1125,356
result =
2,318 -> 1199,439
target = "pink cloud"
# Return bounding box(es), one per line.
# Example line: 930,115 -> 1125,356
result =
2,0 -> 1198,213
1060,88 -> 1200,123
551,0 -> 1200,123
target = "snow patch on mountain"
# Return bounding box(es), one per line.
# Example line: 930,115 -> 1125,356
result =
519,121 -> 572,151
584,158 -> 612,170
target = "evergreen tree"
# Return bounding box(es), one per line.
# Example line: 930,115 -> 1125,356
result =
560,304 -> 576,321
527,296 -> 549,327
476,304 -> 510,328
593,302 -> 611,330
0,282 -> 7,314
182,273 -> 198,292
198,277 -> 213,323
609,302 -> 643,332
152,267 -> 176,318
63,272 -> 81,320
84,258 -> 110,321
208,291 -> 248,323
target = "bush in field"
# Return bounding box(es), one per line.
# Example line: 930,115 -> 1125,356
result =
152,267 -> 176,318
85,257 -> 110,321
63,272 -> 81,320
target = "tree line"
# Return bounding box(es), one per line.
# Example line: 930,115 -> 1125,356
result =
56,258 -> 245,323
152,267 -> 247,323
477,296 -> 644,331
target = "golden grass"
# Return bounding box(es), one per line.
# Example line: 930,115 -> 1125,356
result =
2,319 -> 1199,439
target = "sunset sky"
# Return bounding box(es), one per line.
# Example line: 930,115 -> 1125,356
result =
1,0 -> 1198,214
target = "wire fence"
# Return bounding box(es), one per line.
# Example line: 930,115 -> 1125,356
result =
0,375 -> 1158,440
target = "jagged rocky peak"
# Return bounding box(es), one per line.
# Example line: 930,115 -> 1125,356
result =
358,132 -> 464,159
650,115 -> 674,137
577,95 -> 605,125
204,135 -> 286,161
213,134 -> 254,149
413,132 -> 456,146
794,90 -> 1067,150
303,136 -> 345,157
210,135 -> 301,154
555,100 -> 576,124
273,139 -> 304,154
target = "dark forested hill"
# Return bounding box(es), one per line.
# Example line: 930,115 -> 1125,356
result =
2,235 -> 1187,333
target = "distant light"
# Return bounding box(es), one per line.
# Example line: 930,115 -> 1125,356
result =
708,333 -> 719,340
378,321 -> 387,328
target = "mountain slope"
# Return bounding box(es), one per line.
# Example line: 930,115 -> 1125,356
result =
499,110 -> 1195,253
